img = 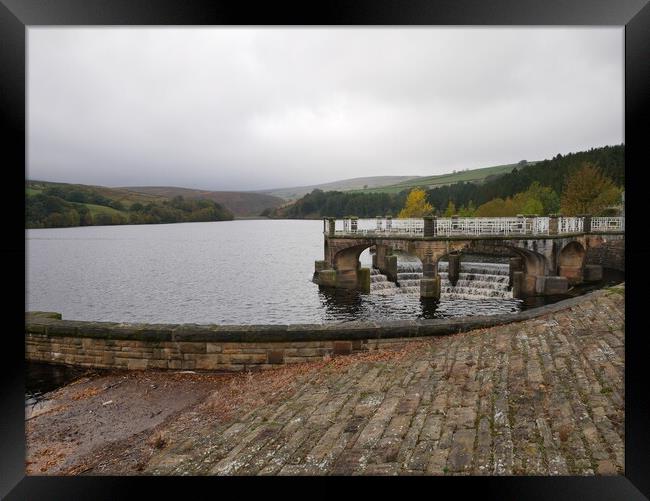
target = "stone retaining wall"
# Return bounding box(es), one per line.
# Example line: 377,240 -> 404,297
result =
25,290 -> 615,372
585,234 -> 625,271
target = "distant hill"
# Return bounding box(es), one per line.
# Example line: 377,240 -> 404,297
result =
124,186 -> 285,217
26,180 -> 234,228
27,180 -> 167,206
257,176 -> 419,201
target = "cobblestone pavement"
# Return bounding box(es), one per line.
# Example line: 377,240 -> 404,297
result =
142,287 -> 624,476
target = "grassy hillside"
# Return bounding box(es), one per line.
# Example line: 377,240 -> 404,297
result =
258,176 -> 419,201
350,163 -> 529,194
125,186 -> 284,217
27,180 -> 165,207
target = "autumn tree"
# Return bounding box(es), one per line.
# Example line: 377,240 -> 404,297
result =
398,188 -> 433,218
560,163 -> 621,215
475,198 -> 514,217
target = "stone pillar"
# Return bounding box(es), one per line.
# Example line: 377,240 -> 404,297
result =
385,254 -> 398,283
375,244 -> 388,272
420,257 -> 440,299
583,214 -> 592,233
420,277 -> 441,299
376,216 -> 383,232
350,217 -> 358,233
357,267 -> 371,293
423,216 -> 436,237
327,218 -> 336,237
549,215 -> 559,235
386,216 -> 392,233
447,252 -> 461,286
509,256 -> 523,288
314,269 -> 337,288
511,271 -> 524,299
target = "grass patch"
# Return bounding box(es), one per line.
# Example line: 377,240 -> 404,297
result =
70,202 -> 126,218
350,163 -> 526,194
604,286 -> 625,297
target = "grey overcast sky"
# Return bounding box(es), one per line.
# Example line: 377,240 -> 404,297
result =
28,27 -> 623,191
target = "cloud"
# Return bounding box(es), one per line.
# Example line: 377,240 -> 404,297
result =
28,27 -> 623,190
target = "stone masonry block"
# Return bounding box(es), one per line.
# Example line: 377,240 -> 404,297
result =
267,350 -> 285,364
333,341 -> 352,355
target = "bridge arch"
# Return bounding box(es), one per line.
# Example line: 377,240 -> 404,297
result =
333,243 -> 371,271
558,240 -> 586,284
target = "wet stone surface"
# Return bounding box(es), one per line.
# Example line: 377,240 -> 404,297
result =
26,286 -> 625,476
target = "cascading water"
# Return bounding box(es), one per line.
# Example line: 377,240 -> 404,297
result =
363,250 -> 522,317
370,255 -> 514,301
370,268 -> 399,295
438,262 -> 512,300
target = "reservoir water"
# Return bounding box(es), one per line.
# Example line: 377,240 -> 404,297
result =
26,219 -> 621,325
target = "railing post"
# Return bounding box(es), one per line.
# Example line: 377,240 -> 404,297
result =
451,214 -> 459,232
582,214 -> 592,233
376,216 -> 382,232
516,214 -> 525,234
423,216 -> 436,237
549,214 -> 559,235
386,215 -> 392,233
350,216 -> 358,233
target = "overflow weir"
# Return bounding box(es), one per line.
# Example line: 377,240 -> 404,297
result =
313,215 -> 624,300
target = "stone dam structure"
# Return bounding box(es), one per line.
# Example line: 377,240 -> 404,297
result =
25,215 -> 623,374
313,215 -> 624,300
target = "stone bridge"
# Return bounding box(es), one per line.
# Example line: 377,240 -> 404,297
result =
313,215 -> 625,299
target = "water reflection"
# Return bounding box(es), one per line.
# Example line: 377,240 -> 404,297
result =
419,298 -> 440,319
317,288 -> 366,318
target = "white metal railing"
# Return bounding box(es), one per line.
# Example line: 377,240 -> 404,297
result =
334,218 -> 424,236
435,217 -> 550,236
591,217 -> 625,232
558,217 -> 583,234
390,218 -> 424,235
330,215 -> 624,237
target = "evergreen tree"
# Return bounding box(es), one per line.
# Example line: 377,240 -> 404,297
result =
443,200 -> 457,217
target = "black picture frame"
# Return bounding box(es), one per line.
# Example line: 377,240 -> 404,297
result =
2,0 -> 648,498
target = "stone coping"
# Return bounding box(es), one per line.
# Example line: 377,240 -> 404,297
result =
26,285 -> 623,344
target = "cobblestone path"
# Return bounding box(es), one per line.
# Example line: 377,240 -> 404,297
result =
144,287 -> 624,476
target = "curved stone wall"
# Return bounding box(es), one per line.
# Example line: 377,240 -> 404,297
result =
25,290 -> 614,372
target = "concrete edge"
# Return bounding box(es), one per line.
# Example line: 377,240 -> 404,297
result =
25,284 -> 623,344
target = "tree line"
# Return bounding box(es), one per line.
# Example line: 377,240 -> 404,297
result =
26,189 -> 233,228
264,190 -> 407,219
265,145 -> 624,219
424,144 -> 623,212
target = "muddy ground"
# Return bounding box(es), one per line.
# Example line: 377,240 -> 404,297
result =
25,369 -> 233,474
